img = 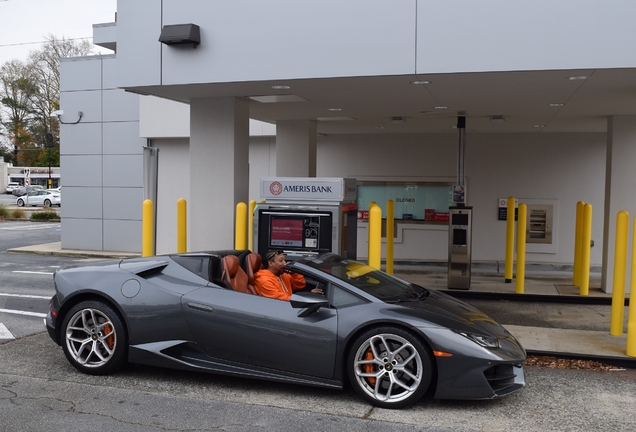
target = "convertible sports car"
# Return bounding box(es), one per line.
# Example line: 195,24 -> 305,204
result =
46,251 -> 526,408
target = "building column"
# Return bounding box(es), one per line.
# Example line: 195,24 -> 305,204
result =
275,120 -> 317,177
602,116 -> 636,293
189,97 -> 249,251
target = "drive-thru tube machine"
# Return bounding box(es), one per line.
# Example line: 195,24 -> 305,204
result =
254,178 -> 358,260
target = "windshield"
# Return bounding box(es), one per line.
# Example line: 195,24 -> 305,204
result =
299,254 -> 429,302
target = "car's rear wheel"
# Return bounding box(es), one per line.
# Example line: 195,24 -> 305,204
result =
348,327 -> 433,408
17,199 -> 24,207
61,300 -> 127,375
44,199 -> 51,207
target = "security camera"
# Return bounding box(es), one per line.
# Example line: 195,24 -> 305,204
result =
50,110 -> 64,118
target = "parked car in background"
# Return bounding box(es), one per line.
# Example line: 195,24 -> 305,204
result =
16,189 -> 61,207
5,182 -> 20,194
12,185 -> 44,197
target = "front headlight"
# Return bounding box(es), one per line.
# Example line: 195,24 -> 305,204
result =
454,330 -> 500,348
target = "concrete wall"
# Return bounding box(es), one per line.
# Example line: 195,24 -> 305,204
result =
115,0 -> 636,89
60,55 -> 144,252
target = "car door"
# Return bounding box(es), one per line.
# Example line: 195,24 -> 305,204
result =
181,282 -> 338,379
24,191 -> 38,205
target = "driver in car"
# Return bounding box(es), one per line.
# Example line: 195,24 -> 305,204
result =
254,250 -> 323,300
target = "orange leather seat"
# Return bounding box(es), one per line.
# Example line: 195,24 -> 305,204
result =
221,255 -> 250,294
245,253 -> 262,295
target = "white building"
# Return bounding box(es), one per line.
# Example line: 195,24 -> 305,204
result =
59,1 -> 636,292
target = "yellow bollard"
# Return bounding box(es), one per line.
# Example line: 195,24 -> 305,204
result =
176,198 -> 187,253
505,196 -> 515,283
235,202 -> 247,250
573,201 -> 585,286
142,199 -> 154,257
626,217 -> 636,356
579,203 -> 593,296
610,211 -> 629,336
368,204 -> 382,270
386,200 -> 394,274
249,200 -> 256,251
516,203 -> 527,294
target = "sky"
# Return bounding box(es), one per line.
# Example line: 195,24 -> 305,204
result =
0,0 -> 117,66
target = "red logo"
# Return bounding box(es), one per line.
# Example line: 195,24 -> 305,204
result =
269,181 -> 283,195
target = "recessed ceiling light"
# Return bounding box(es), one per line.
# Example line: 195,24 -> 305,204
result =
328,108 -> 342,111
489,115 -> 506,122
548,103 -> 564,107
534,124 -> 545,128
434,106 -> 448,110
390,116 -> 406,123
271,85 -> 291,90
410,80 -> 431,85
375,126 -> 385,130
567,76 -> 588,81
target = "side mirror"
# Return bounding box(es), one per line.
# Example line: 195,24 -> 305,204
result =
290,292 -> 329,317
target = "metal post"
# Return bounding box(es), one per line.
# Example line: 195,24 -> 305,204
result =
573,201 -> 585,285
580,203 -> 593,296
177,198 -> 187,253
505,196 -> 515,283
142,199 -> 154,257
249,200 -> 257,251
369,204 -> 381,270
626,217 -> 636,357
610,210 -> 629,336
457,116 -> 466,187
386,199 -> 394,274
516,203 -> 527,294
235,202 -> 247,250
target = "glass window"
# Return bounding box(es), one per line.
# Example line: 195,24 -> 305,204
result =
331,285 -> 367,308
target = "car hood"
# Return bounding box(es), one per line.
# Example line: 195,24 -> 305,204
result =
394,290 -> 511,337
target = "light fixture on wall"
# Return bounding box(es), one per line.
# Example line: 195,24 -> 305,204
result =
51,110 -> 83,125
159,24 -> 201,48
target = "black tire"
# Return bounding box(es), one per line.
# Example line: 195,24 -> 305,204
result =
17,199 -> 24,207
347,326 -> 433,409
44,199 -> 51,207
61,300 -> 127,375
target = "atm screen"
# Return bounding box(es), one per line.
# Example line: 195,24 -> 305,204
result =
261,211 -> 332,253
452,213 -> 469,226
270,218 -> 304,247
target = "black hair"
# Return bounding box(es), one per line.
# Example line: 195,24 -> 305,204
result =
262,249 -> 283,269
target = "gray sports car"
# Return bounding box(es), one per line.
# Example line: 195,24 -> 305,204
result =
46,250 -> 526,409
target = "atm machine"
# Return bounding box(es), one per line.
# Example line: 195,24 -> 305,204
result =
254,178 -> 358,260
448,205 -> 473,289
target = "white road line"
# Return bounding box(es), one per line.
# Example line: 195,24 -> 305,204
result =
12,271 -> 54,275
0,224 -> 60,231
0,293 -> 50,300
0,308 -> 46,318
0,323 -> 14,339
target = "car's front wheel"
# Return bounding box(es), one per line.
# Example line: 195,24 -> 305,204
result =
348,327 -> 434,408
16,199 -> 24,207
61,300 -> 127,375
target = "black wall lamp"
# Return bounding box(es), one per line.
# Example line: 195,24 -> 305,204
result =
159,24 -> 200,48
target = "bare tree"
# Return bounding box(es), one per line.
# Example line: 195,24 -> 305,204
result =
0,35 -> 94,166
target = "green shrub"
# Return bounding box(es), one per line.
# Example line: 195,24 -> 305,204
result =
31,211 -> 60,221
10,208 -> 26,219
0,204 -> 8,219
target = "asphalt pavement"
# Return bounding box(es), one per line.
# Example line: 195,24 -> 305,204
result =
8,241 -> 636,368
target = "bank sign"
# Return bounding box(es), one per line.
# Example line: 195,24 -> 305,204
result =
261,177 -> 356,202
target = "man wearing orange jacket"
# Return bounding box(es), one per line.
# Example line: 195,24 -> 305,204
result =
254,250 -> 323,300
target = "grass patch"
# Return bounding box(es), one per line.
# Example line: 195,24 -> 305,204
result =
0,203 -> 8,219
10,208 -> 26,219
31,210 -> 60,221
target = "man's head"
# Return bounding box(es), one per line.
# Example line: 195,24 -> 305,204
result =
263,249 -> 286,275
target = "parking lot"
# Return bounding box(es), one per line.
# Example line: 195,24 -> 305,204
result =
1,221 -> 635,431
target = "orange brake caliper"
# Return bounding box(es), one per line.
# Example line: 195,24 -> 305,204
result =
103,324 -> 115,350
364,350 -> 376,386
